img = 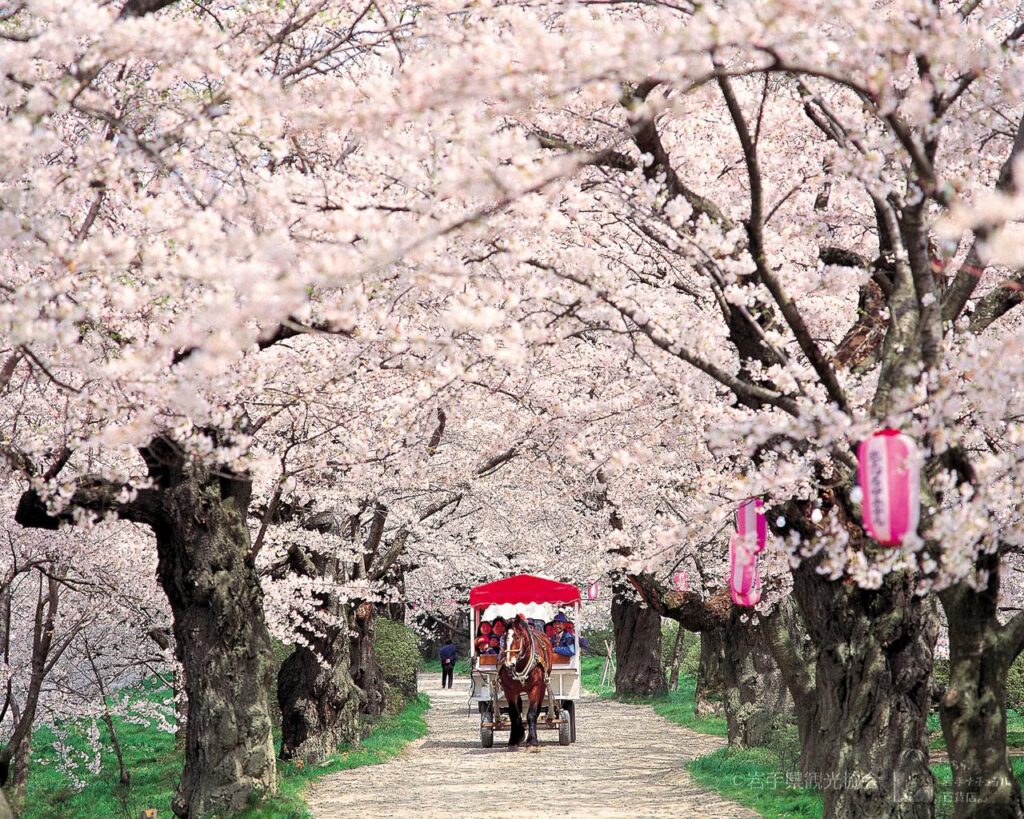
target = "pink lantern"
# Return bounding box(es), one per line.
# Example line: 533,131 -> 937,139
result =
672,571 -> 690,592
736,497 -> 767,554
857,429 -> 920,547
587,580 -> 599,601
729,533 -> 761,608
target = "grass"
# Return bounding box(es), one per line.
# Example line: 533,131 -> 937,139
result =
24,680 -> 429,819
583,655 -> 812,817
24,676 -> 180,819
688,748 -> 823,818
581,655 -> 728,736
927,708 -> 1024,752
421,656 -> 472,676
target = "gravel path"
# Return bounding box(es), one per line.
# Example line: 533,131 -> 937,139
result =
307,673 -> 759,819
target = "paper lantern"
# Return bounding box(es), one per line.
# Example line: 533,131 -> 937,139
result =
857,429 -> 920,547
729,533 -> 761,608
587,580 -> 599,600
736,497 -> 767,554
672,571 -> 689,591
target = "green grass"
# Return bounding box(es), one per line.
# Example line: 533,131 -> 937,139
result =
580,654 -> 614,696
24,680 -> 429,819
421,656 -> 472,676
928,707 -> 1024,752
585,654 -> 805,817
581,655 -> 728,736
239,694 -> 430,819
649,677 -> 729,738
688,748 -> 822,818
24,676 -> 180,819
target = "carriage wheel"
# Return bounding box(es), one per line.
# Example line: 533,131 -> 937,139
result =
564,700 -> 576,743
479,702 -> 494,748
558,706 -> 572,746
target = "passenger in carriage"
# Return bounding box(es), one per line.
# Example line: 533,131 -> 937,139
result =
488,635 -> 501,654
550,612 -> 576,657
476,635 -> 496,655
492,618 -> 507,640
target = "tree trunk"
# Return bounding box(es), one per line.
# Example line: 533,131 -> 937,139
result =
173,666 -> 188,751
668,625 -> 685,690
15,441 -> 278,818
277,518 -> 365,764
278,641 -> 363,763
154,465 -> 277,818
611,586 -> 666,697
85,642 -> 130,786
938,565 -> 1024,819
8,733 -> 30,803
695,627 -> 726,716
0,573 -> 59,788
791,560 -> 937,819
721,609 -> 790,747
625,572 -> 729,710
762,595 -> 821,781
350,601 -> 387,716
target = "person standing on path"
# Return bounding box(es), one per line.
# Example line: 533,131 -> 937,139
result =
439,638 -> 457,689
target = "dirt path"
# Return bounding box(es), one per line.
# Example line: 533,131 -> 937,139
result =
307,674 -> 759,819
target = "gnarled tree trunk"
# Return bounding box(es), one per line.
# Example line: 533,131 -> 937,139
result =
16,442 -> 278,819
938,553 -> 1024,819
611,583 -> 666,697
762,595 -> 821,780
278,514 -> 365,763
695,627 -> 726,716
791,560 -> 937,819
155,464 -> 277,818
278,640 -> 363,763
722,609 -> 790,747
350,601 -> 387,716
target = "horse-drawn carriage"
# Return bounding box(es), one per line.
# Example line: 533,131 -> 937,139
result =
468,574 -> 581,749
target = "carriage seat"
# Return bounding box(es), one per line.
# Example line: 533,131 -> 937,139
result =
550,654 -> 571,665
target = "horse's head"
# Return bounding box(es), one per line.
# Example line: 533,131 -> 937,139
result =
504,614 -> 529,668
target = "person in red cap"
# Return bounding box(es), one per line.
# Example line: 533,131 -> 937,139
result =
476,635 -> 496,655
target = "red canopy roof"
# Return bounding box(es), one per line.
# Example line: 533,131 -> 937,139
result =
469,574 -> 581,609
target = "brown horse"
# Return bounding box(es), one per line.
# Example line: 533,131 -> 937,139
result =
497,614 -> 553,752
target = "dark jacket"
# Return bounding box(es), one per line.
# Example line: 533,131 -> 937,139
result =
440,643 -> 457,666
552,630 -> 575,656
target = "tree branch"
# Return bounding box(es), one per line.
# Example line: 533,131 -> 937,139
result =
119,0 -> 179,18
171,317 -> 354,365
943,112 -> 1024,324
16,481 -> 162,530
628,573 -> 730,632
717,70 -> 850,415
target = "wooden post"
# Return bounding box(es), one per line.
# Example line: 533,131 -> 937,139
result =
668,624 -> 686,691
599,640 -> 614,688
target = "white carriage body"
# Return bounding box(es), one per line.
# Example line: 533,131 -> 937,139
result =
467,574 -> 583,746
468,601 -> 582,707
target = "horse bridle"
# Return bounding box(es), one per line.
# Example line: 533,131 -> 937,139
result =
500,624 -> 538,683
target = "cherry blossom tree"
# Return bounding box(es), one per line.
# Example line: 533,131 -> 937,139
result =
7,1 -> 1024,818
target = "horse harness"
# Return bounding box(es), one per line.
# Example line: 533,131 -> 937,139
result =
500,624 -> 550,684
